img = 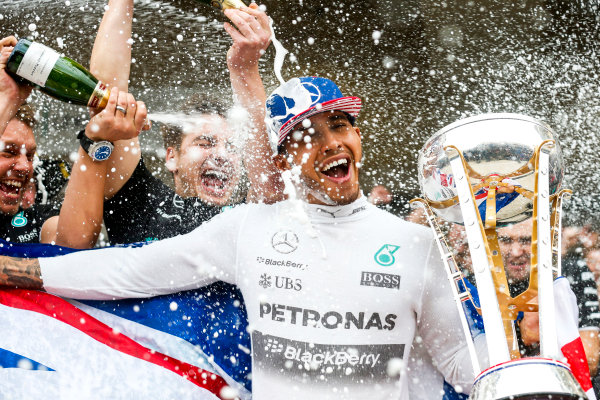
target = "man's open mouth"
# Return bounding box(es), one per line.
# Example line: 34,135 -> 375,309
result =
507,261 -> 529,275
0,180 -> 23,199
200,169 -> 230,196
320,157 -> 351,183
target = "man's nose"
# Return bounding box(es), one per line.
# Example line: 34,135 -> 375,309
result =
509,243 -> 526,257
321,128 -> 342,153
13,153 -> 31,173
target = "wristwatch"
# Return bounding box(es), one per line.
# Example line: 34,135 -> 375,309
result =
77,129 -> 114,161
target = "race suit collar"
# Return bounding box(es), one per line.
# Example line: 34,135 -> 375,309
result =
306,194 -> 370,221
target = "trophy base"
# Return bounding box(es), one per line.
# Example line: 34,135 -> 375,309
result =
470,358 -> 587,400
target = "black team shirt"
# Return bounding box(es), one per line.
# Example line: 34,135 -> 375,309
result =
104,158 -> 223,243
102,158 -> 249,386
0,204 -> 58,244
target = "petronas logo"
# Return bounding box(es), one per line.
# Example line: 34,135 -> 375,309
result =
374,244 -> 400,266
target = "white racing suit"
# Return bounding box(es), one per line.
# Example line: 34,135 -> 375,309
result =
41,196 -> 484,399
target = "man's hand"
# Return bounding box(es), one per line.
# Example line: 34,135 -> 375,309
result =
520,311 -> 540,346
0,36 -> 32,108
224,3 -> 271,73
86,88 -> 147,143
0,256 -> 42,289
368,185 -> 392,206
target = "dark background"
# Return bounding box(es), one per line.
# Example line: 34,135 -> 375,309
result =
1,0 -> 599,222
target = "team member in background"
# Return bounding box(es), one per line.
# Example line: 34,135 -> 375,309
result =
0,37 -> 59,243
496,219 -> 600,375
40,0 -> 275,248
35,0 -> 273,392
0,75 -> 485,399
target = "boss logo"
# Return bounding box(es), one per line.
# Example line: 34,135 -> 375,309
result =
360,271 -> 400,290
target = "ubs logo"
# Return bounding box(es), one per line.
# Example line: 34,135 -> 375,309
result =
259,273 -> 302,291
271,230 -> 299,254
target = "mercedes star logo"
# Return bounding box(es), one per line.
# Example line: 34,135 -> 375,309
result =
271,230 -> 299,254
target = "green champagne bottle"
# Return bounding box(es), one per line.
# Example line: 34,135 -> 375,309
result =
197,0 -> 246,10
6,39 -> 110,109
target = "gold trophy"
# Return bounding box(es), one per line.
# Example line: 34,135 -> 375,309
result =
414,114 -> 587,399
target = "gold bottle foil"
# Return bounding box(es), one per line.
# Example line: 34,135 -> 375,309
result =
212,0 -> 246,10
88,81 -> 110,109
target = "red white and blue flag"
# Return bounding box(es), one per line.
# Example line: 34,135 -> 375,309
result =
554,277 -> 597,400
0,240 -> 251,400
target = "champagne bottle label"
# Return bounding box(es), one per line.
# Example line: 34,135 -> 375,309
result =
15,42 -> 60,87
88,82 -> 110,108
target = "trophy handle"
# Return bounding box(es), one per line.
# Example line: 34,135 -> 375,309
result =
444,145 -> 512,365
410,198 -> 481,375
551,189 -> 572,277
534,140 -> 561,359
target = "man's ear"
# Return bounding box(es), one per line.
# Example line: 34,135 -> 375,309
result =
273,153 -> 291,172
354,126 -> 361,138
165,147 -> 178,173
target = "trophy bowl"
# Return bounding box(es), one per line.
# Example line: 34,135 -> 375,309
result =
417,113 -> 564,226
470,358 -> 587,400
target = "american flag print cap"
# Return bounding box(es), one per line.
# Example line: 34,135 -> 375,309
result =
265,77 -> 362,152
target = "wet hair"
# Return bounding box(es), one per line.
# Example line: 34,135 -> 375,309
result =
161,94 -> 230,151
13,102 -> 36,128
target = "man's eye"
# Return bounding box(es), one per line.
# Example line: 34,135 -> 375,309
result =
196,141 -> 213,147
226,142 -> 238,152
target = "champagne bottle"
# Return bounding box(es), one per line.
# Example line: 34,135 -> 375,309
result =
6,39 -> 110,109
197,0 -> 246,10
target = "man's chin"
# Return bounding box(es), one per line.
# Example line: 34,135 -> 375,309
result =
507,265 -> 530,283
196,187 -> 233,207
0,204 -> 20,216
307,187 -> 360,206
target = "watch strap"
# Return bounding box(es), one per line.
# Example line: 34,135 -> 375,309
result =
77,129 -> 95,153
77,129 -> 114,161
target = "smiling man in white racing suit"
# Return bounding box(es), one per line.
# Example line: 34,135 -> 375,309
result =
0,76 -> 485,399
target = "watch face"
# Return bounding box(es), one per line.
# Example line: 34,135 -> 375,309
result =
92,144 -> 112,161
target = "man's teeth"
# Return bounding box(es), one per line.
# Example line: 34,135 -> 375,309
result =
321,158 -> 348,172
203,170 -> 228,180
2,180 -> 22,188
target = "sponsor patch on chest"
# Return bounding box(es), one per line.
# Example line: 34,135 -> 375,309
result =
360,271 -> 401,290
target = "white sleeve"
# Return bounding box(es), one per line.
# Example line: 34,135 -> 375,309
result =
40,206 -> 248,300
416,236 -> 481,394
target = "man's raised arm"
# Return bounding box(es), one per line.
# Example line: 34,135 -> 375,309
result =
90,0 -> 140,199
42,0 -> 141,247
225,4 -> 284,203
